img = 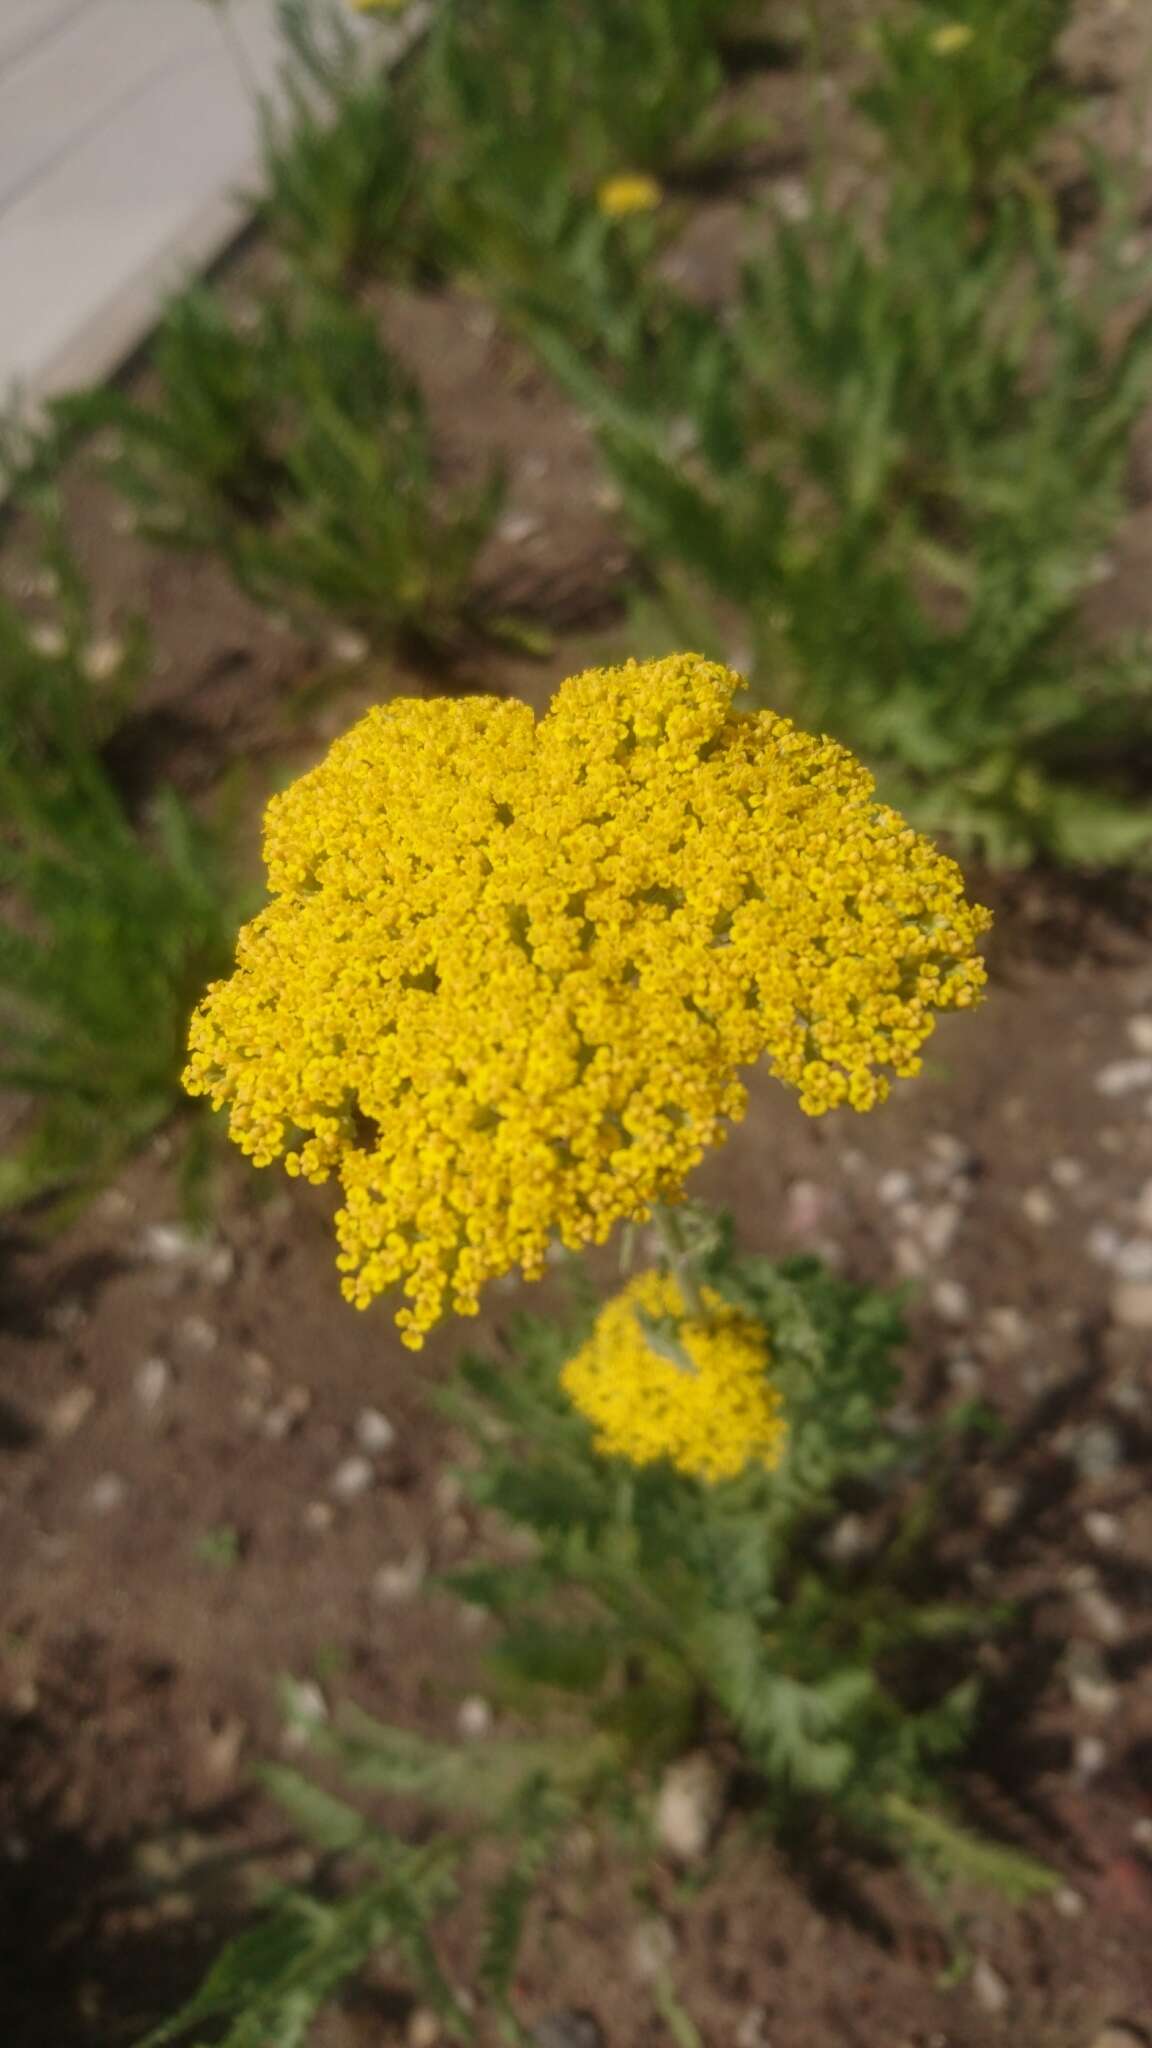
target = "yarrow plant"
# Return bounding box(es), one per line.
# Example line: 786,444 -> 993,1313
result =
184,655 -> 990,1346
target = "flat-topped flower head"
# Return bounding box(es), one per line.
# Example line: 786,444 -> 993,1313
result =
561,1270 -> 786,1482
184,655 -> 990,1344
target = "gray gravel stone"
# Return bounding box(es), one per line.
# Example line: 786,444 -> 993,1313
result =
135,1357 -> 172,1410
1112,1282 -> 1152,1328
1050,1156 -> 1085,1189
531,2012 -> 604,2048
654,1750 -> 726,1863
330,1455 -> 373,1501
932,1279 -> 971,1323
1095,1058 -> 1152,1098
373,1547 -> 429,1603
355,1406 -> 396,1452
175,1314 -> 218,1355
971,1957 -> 1010,2016
627,1915 -> 677,1984
49,1386 -> 95,1436
1072,1424 -> 1124,1480
87,1473 -> 127,1515
1113,1239 -> 1152,1282
1074,1733 -> 1107,1779
1127,1016 -> 1152,1055
457,1695 -> 492,1738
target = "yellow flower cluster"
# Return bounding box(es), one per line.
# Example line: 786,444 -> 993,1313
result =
183,654 -> 989,1344
561,1270 -> 786,1482
930,21 -> 974,54
597,173 -> 663,218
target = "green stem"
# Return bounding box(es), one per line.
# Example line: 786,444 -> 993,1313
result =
650,1202 -> 706,1322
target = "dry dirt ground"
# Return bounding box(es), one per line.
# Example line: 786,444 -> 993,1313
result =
3,7 -> 1152,2047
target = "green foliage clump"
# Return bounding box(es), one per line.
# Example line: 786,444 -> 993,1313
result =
258,0 -> 424,287
138,1703 -> 587,2047
531,163 -> 1152,863
0,562 -> 242,1210
56,288 -> 501,650
859,0 -> 1076,198
424,0 -> 739,196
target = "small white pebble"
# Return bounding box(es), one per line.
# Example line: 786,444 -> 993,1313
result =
303,1501 -> 334,1532
1052,1886 -> 1085,1918
496,510 -> 542,547
1074,1423 -> 1124,1479
970,1957 -> 1010,2017
330,1455 -> 373,1501
48,1385 -> 95,1437
355,1407 -> 396,1453
373,1547 -> 428,1603
1113,1239 -> 1152,1282
982,1483 -> 1021,1530
30,623 -> 66,658
1083,1510 -> 1122,1548
654,1750 -> 727,1864
1022,1187 -> 1057,1228
1131,1816 -> 1152,1849
328,628 -> 370,665
1050,1157 -> 1085,1189
822,1513 -> 872,1562
407,2012 -> 441,2048
135,1357 -> 172,1410
627,1915 -> 678,1984
927,1131 -> 971,1170
1089,1224 -> 1121,1267
202,1244 -> 236,1287
87,1473 -> 127,1515
1075,1586 -> 1125,1644
140,1222 -> 199,1264
981,1305 -> 1029,1356
932,1279 -> 970,1323
1127,1015 -> 1152,1055
946,1354 -> 983,1392
457,1695 -> 492,1739
772,176 -> 812,222
919,1202 -> 961,1258
83,635 -> 124,682
1074,1733 -> 1108,1779
735,2011 -> 772,2048
1095,1058 -> 1152,1098
1112,1281 -> 1152,1329
877,1169 -> 915,1206
175,1314 -> 217,1355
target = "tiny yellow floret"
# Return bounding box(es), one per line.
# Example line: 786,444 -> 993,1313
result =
183,655 -> 990,1346
562,1270 -> 786,1483
597,173 -> 663,218
930,22 -> 974,54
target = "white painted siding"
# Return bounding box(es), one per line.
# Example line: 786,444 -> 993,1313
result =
0,0 -> 425,407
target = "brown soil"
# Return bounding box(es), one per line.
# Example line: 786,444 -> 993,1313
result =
3,9 -> 1152,2048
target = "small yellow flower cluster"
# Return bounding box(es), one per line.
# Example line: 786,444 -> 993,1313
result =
930,21 -> 974,54
183,654 -> 989,1344
597,173 -> 663,219
561,1270 -> 786,1482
